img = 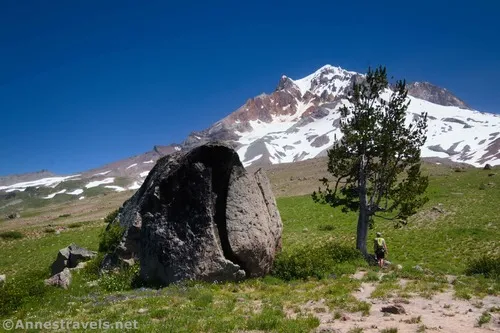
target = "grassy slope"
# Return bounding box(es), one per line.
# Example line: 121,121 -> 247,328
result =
279,167 -> 500,275
0,165 -> 498,332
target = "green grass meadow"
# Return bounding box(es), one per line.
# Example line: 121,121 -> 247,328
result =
0,165 -> 498,332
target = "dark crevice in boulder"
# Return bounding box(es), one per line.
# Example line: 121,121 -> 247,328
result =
187,145 -> 250,277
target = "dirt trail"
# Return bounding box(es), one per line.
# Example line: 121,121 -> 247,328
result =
312,271 -> 500,333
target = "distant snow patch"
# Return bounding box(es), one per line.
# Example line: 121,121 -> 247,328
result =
67,189 -> 84,195
140,171 -> 149,177
243,154 -> 263,167
0,175 -> 80,192
104,185 -> 126,192
143,160 -> 154,164
93,170 -> 111,176
43,189 -> 67,199
175,147 -> 181,151
126,163 -> 138,170
79,196 -> 85,200
128,182 -> 141,190
5,188 -> 25,193
85,177 -> 115,188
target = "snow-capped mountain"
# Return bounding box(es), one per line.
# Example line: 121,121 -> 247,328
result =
184,65 -> 500,168
0,145 -> 181,200
1,65 -> 499,204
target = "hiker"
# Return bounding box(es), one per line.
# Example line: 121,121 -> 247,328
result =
374,232 -> 388,268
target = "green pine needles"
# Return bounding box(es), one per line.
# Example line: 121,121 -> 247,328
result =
313,66 -> 429,255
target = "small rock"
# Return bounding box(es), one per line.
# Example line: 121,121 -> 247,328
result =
45,268 -> 72,289
51,247 -> 70,275
302,228 -> 309,233
86,280 -> 98,287
431,206 -> 445,214
137,308 -> 148,314
381,304 -> 406,314
341,315 -> 350,321
396,264 -> 403,270
68,243 -> 97,268
468,308 -> 473,312
413,265 -> 424,272
446,275 -> 456,284
488,173 -> 496,177
55,230 -> 61,235
0,274 -> 6,286
236,297 -> 245,302
71,262 -> 88,271
50,244 -> 96,275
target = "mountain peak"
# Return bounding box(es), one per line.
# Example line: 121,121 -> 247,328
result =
407,81 -> 471,109
291,64 -> 356,97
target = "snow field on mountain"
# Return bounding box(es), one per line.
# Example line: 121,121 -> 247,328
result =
85,177 -> 115,188
0,175 -> 80,192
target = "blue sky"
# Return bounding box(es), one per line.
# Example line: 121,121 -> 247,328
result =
1,0 -> 499,176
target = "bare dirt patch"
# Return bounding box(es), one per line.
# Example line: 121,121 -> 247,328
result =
312,272 -> 500,333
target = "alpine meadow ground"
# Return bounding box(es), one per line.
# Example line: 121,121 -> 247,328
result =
0,163 -> 498,332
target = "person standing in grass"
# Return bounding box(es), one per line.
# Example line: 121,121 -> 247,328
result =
374,232 -> 388,268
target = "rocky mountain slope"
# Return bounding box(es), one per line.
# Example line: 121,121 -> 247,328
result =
1,65 -> 499,207
185,65 -> 500,168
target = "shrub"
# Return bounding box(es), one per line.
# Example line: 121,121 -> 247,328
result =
58,214 -> 71,218
272,240 -> 364,280
98,223 -> 125,253
0,270 -> 49,316
68,221 -> 93,228
465,255 -> 500,279
44,227 -> 56,234
477,311 -> 491,327
318,224 -> 335,231
80,253 -> 105,280
347,327 -> 363,333
99,263 -> 140,292
0,231 -> 24,240
104,209 -> 119,224
381,328 -> 398,333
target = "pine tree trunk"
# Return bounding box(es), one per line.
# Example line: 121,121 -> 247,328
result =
356,206 -> 369,256
356,154 -> 369,257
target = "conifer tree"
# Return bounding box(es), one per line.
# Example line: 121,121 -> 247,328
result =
313,66 -> 429,256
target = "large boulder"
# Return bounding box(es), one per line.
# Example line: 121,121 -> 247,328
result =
104,142 -> 282,285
